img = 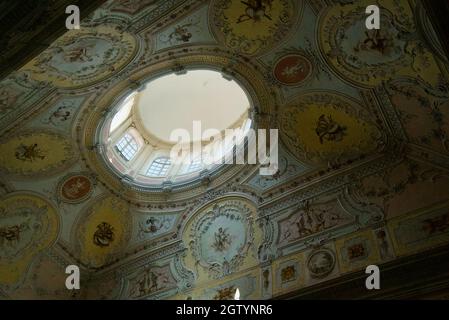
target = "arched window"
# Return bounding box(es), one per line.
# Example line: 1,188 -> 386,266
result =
115,133 -> 139,161
146,157 -> 171,177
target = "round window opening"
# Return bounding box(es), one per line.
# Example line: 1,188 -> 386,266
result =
100,69 -> 253,187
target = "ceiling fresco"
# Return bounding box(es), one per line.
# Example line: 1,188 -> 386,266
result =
0,193 -> 59,287
183,197 -> 262,283
320,0 -> 446,89
74,195 -> 131,269
23,25 -> 138,89
278,91 -> 385,164
209,0 -> 301,56
0,0 -> 449,300
0,131 -> 77,178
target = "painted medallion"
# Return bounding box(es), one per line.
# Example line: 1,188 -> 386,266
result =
273,54 -> 312,86
58,174 -> 93,204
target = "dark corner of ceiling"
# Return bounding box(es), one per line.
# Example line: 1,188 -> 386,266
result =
0,0 -> 107,81
420,0 -> 449,61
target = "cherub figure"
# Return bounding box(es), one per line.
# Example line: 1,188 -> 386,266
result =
211,227 -> 232,252
355,29 -> 391,55
281,61 -> 306,78
160,19 -> 200,44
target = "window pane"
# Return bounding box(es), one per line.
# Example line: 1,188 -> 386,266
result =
115,133 -> 139,161
184,157 -> 202,174
146,157 -> 171,177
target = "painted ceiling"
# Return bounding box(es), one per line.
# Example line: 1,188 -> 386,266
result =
0,0 -> 449,300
